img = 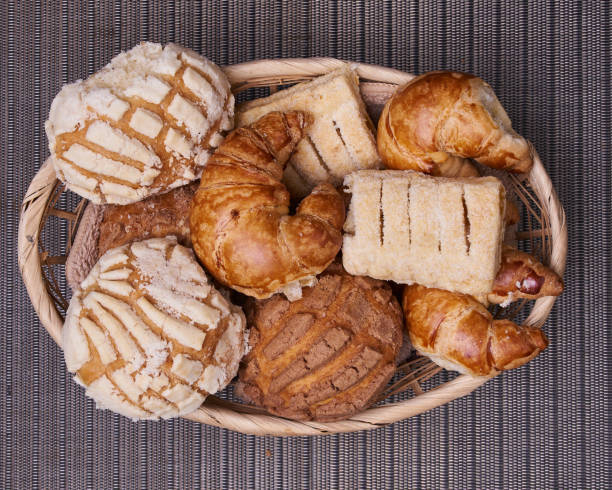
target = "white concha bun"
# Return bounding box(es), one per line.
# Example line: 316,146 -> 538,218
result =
62,236 -> 248,420
45,42 -> 234,204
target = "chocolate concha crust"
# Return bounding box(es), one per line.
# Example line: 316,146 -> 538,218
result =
236,264 -> 403,422
65,182 -> 197,291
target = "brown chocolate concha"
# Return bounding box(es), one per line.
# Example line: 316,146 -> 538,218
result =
236,264 -> 403,422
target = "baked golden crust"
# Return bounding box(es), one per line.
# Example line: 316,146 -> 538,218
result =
65,183 -> 197,290
488,245 -> 564,304
236,264 -> 403,421
190,111 -> 345,299
98,181 -> 197,254
237,65 -> 381,199
402,284 -> 548,377
377,71 -> 532,174
45,43 -> 233,204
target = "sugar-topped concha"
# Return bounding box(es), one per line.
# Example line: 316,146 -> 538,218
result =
45,42 -> 234,204
62,236 -> 248,420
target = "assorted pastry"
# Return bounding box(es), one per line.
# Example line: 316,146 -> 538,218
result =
63,236 -> 248,420
45,42 -> 233,204
236,263 -> 403,422
49,43 -> 563,422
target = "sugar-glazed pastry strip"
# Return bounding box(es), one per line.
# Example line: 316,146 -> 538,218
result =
342,170 -> 506,296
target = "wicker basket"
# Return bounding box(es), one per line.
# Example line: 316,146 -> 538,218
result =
18,58 -> 567,436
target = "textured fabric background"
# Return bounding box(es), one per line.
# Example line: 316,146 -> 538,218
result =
2,1 -> 610,489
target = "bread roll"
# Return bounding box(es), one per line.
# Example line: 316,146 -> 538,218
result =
378,71 -> 532,174
403,284 -> 548,377
237,65 -> 381,199
45,42 -> 233,204
65,183 -> 197,290
190,111 -> 345,300
63,236 -> 247,420
236,264 -> 403,421
342,170 -> 506,296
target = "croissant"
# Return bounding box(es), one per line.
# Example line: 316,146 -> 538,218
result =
431,156 -> 480,178
378,71 -> 533,174
489,245 -> 564,304
190,111 -> 345,299
403,284 -> 548,377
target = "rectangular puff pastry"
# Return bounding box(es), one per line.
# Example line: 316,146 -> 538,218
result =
236,64 -> 381,198
342,170 -> 506,295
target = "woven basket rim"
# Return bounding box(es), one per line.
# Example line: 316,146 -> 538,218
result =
18,57 -> 567,436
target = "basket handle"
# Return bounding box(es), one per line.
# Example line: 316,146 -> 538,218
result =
222,57 -> 415,90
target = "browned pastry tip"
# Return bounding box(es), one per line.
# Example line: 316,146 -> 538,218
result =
190,111 -> 345,299
378,71 -> 533,175
488,245 -> 564,304
236,265 -> 404,421
402,284 -> 548,377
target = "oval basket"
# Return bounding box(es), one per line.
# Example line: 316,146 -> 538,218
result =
18,58 -> 567,436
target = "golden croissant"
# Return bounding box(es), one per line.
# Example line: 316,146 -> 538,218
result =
190,111 -> 345,299
378,71 -> 533,174
403,284 -> 548,377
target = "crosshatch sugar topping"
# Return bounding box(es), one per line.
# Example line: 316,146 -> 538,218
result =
62,236 -> 248,420
45,42 -> 234,204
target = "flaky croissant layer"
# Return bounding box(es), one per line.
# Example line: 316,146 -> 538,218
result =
190,111 -> 345,299
403,284 -> 548,377
489,245 -> 564,304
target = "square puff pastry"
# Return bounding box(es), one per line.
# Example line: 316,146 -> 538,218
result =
343,170 -> 506,295
236,64 -> 381,198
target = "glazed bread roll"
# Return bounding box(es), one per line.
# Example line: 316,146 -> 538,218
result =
378,71 -> 532,175
343,170 -> 506,296
63,236 -> 248,420
403,284 -> 548,377
237,65 -> 381,199
45,42 -> 233,204
190,111 -> 345,300
237,264 -> 403,421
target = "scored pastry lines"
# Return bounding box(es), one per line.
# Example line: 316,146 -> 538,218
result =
237,65 -> 381,198
66,237 -> 245,419
258,288 -> 388,399
300,294 -> 402,410
343,171 -> 505,295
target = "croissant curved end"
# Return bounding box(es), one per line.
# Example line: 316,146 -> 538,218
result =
190,111 -> 345,299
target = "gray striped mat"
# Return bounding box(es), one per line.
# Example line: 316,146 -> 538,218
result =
1,1 -> 610,488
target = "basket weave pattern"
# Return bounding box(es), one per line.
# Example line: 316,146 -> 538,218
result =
18,58 -> 567,436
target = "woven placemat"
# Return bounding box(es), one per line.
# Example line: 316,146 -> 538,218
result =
2,1 -> 610,489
